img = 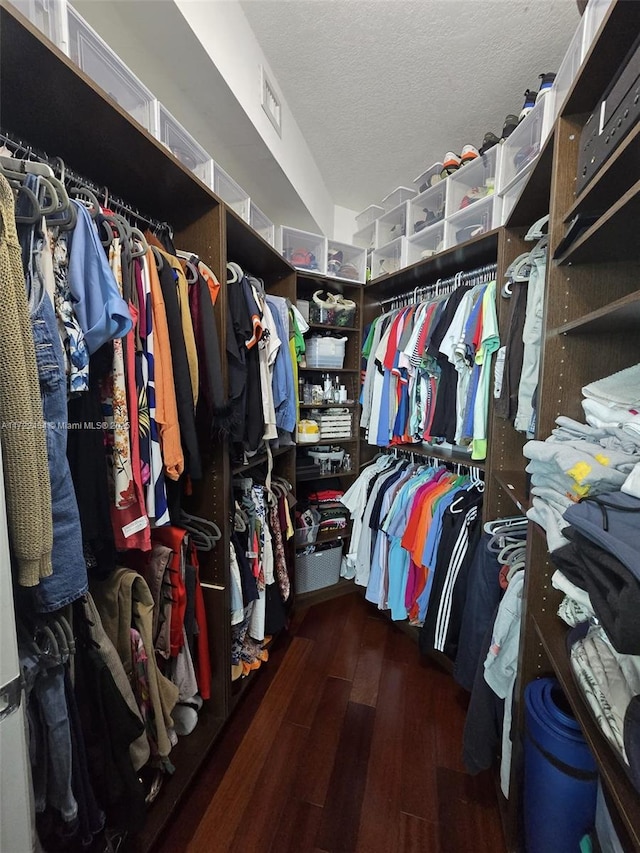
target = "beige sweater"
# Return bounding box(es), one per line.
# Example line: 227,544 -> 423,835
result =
0,175 -> 53,585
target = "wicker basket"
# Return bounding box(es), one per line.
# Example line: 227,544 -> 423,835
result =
295,542 -> 343,594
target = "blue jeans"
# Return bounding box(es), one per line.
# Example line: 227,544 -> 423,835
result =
17,176 -> 88,611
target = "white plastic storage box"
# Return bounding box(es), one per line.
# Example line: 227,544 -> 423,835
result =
13,0 -> 67,49
352,221 -> 376,251
371,236 -> 408,278
444,197 -> 496,249
308,293 -> 356,327
295,541 -> 343,594
499,97 -> 547,192
553,14 -> 586,116
248,202 -> 274,245
315,408 -> 353,440
278,226 -> 327,275
409,183 -> 447,237
406,222 -> 446,265
445,145 -> 500,218
305,336 -> 347,369
327,240 -> 366,283
154,103 -> 211,183
213,162 -> 250,222
381,186 -> 416,212
355,204 -> 384,230
67,6 -> 156,132
413,163 -> 444,193
374,202 -> 409,249
498,161 -> 535,226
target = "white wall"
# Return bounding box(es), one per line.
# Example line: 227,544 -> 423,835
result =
333,205 -> 359,244
174,0 -> 335,236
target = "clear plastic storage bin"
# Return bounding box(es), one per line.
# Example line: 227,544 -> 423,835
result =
553,14 -> 586,116
213,162 -> 250,222
278,226 -> 327,275
498,161 -> 535,226
154,104 -> 211,183
409,183 -> 447,237
249,202 -> 274,245
305,336 -> 347,369
355,204 -> 384,229
327,240 -> 366,283
406,222 -> 446,265
381,186 -> 416,212
374,202 -> 409,248
352,221 -> 376,251
13,0 -> 67,48
413,163 -> 444,193
370,236 -> 408,278
582,0 -> 613,58
445,145 -> 499,217
67,7 -> 156,132
499,97 -> 546,192
444,196 -> 495,249
295,541 -> 343,594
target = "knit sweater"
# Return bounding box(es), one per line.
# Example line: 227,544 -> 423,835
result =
0,175 -> 53,585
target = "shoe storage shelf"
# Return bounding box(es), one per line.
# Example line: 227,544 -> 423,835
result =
212,162 -> 250,222
355,203 -> 385,229
278,225 -> 328,275
445,144 -> 500,219
327,239 -> 367,284
380,185 -> 416,211
406,220 -> 446,266
371,234 -> 409,278
497,96 -> 552,196
249,201 -> 275,247
374,201 -> 409,249
444,195 -> 498,249
408,182 -> 447,239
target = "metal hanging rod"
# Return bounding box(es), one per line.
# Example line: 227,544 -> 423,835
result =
0,127 -> 172,235
379,262 -> 497,310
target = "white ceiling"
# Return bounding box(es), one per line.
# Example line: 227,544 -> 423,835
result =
240,0 -> 581,213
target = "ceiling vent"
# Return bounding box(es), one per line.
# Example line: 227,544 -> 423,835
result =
261,67 -> 282,137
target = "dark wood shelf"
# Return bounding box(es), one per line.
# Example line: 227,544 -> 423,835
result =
533,614 -> 640,851
365,229 -> 499,301
493,469 -> 530,514
551,289 -> 640,336
134,708 -> 225,851
391,442 -> 486,470
0,1 -> 220,230
506,128 -> 555,229
555,178 -> 640,266
299,367 -> 360,374
562,0 -> 640,117
314,525 -> 351,546
307,323 -> 359,333
232,445 -> 293,475
299,402 -> 357,409
564,120 -> 640,224
296,469 -> 356,482
226,209 -> 293,280
296,270 -> 363,293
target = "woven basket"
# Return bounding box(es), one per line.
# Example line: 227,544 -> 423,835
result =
295,542 -> 343,594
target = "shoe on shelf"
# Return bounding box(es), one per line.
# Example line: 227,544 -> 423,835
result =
500,114 -> 519,141
479,131 -> 500,155
536,72 -> 556,100
417,161 -> 443,192
441,152 -> 461,178
460,144 -> 479,165
519,89 -> 537,121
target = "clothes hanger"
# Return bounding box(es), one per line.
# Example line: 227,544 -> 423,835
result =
150,245 -> 164,272
70,185 -> 101,218
12,183 -> 41,223
130,226 -> 150,258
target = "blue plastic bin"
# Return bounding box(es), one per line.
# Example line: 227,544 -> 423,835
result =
524,677 -> 598,853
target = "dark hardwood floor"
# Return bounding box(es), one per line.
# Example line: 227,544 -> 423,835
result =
153,592 -> 507,853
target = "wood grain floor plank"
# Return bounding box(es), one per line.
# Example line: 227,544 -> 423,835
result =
437,767 -> 507,853
434,680 -> 471,774
399,812 -> 440,853
315,701 -> 376,852
355,660 -> 406,853
295,676 -> 353,807
268,800 -> 323,853
186,636 -> 313,852
294,592 -> 354,642
349,616 -> 389,707
229,721 -> 309,852
384,622 -> 421,666
398,656 -> 443,823
328,592 -> 369,681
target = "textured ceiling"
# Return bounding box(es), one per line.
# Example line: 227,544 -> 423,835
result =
240,0 -> 580,212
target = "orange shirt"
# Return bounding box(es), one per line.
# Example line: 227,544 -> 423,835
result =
146,248 -> 184,481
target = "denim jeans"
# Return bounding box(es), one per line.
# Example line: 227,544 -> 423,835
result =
17,176 -> 88,611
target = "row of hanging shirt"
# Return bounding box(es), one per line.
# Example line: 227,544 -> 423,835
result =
339,452 -> 484,651
360,265 -> 500,461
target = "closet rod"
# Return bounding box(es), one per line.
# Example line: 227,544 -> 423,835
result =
0,127 -> 173,235
380,445 -> 485,478
379,262 -> 497,308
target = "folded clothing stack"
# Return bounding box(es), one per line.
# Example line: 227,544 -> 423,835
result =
308,490 -> 348,531
523,362 -> 640,552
